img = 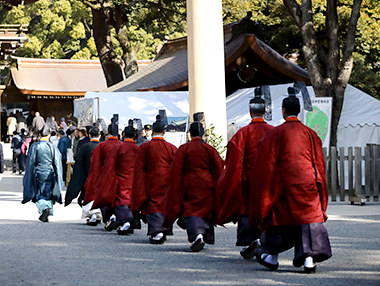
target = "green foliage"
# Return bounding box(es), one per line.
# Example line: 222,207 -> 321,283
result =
206,124 -> 227,160
0,0 -> 93,60
1,0 -> 380,99
42,39 -> 64,58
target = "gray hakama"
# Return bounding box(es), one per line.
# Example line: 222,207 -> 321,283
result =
260,222 -> 332,267
180,216 -> 215,244
146,212 -> 173,236
236,215 -> 261,246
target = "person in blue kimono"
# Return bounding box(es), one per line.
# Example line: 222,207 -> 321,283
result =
22,117 -> 64,222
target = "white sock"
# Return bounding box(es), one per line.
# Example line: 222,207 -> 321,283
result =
152,232 -> 164,240
304,257 -> 316,268
195,234 -> 203,242
88,214 -> 97,223
263,254 -> 278,265
110,214 -> 116,221
120,222 -> 131,231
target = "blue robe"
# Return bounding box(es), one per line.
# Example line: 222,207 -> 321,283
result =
22,140 -> 63,204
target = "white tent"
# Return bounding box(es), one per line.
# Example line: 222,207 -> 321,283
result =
85,91 -> 189,126
84,84 -> 380,150
227,83 -> 380,150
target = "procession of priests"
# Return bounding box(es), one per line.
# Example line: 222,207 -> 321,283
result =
22,87 -> 332,274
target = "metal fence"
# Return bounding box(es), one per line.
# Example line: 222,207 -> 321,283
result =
323,144 -> 380,204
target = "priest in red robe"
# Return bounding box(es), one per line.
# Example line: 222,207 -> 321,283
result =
163,121 -> 224,252
114,121 -> 139,235
131,114 -> 177,244
83,121 -> 122,231
216,89 -> 274,259
250,88 -> 332,273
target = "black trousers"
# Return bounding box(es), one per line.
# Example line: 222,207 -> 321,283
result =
12,151 -> 24,172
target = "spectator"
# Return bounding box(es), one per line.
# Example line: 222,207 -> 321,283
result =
58,129 -> 71,183
0,142 -> 4,181
32,112 -> 45,134
7,112 -> 17,142
50,131 -> 59,147
11,130 -> 24,174
26,111 -> 35,131
16,110 -> 27,133
60,118 -> 68,134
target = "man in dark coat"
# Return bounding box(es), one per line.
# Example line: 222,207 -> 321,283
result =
11,130 -> 24,174
0,142 -> 4,181
65,127 -> 102,225
57,130 -> 71,183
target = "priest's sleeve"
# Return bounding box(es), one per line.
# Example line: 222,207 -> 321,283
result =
83,147 -> 101,205
163,147 -> 186,227
131,145 -> 149,217
216,138 -> 245,225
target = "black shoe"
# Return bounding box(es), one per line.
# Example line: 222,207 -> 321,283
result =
240,240 -> 262,260
117,228 -> 134,235
19,170 -> 23,175
304,266 -> 317,274
190,237 -> 205,252
86,219 -> 98,226
149,234 -> 165,244
39,208 -> 49,222
104,219 -> 118,231
257,254 -> 279,270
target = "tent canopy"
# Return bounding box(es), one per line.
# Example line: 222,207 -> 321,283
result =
85,83 -> 380,149
227,83 -> 380,150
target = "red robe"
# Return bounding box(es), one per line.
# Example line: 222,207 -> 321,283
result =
131,137 -> 177,217
249,117 -> 328,229
216,118 -> 274,225
115,139 -> 139,207
163,137 -> 224,226
83,136 -> 122,209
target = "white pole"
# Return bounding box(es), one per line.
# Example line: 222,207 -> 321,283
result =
187,0 -> 227,147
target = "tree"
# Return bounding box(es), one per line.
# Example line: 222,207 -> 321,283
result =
83,0 -> 186,86
0,0 -> 97,59
279,0 -> 362,148
0,0 -> 186,87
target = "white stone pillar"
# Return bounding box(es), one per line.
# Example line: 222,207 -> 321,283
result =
187,0 -> 227,147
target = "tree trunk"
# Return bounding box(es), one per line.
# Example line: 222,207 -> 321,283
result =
91,6 -> 124,87
113,6 -> 139,79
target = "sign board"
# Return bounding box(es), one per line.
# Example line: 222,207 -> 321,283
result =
164,116 -> 189,148
73,98 -> 95,128
303,97 -> 333,149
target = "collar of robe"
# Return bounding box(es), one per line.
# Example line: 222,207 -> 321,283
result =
251,117 -> 265,123
90,139 -> 99,142
286,116 -> 299,122
40,138 -> 49,141
191,137 -> 201,141
152,136 -> 164,140
124,138 -> 134,142
108,136 -> 118,140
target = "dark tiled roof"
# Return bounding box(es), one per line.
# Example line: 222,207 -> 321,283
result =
104,32 -> 310,94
